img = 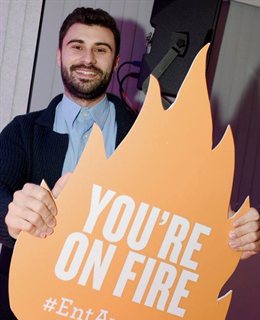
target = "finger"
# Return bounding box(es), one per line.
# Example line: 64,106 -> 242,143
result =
230,220 -> 260,239
22,183 -> 57,216
229,229 -> 260,248
241,251 -> 258,260
52,172 -> 72,198
13,190 -> 56,228
232,207 -> 259,227
5,214 -> 21,239
229,232 -> 260,252
5,212 -> 53,239
25,198 -> 56,228
6,203 -> 54,237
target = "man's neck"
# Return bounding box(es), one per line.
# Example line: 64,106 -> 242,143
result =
64,90 -> 106,108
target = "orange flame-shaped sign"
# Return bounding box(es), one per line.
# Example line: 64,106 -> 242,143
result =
9,45 -> 248,319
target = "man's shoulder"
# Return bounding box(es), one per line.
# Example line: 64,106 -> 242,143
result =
107,93 -> 138,147
1,110 -> 43,137
12,108 -> 44,123
3,94 -> 63,131
107,93 -> 137,121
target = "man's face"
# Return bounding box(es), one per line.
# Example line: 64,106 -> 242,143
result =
57,23 -> 118,105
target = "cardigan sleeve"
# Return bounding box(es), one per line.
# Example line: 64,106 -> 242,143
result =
0,117 -> 28,248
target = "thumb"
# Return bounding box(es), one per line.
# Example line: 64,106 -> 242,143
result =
52,172 -> 72,198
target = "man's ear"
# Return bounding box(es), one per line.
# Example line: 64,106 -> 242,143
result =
113,55 -> 120,71
57,48 -> 61,67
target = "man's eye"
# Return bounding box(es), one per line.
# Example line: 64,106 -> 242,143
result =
94,47 -> 107,54
72,45 -> 83,50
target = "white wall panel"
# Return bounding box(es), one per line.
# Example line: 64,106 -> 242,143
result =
0,0 -> 42,131
0,0 -> 10,68
234,0 -> 260,6
30,0 -> 154,112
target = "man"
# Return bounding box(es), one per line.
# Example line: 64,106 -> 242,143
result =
0,7 -> 136,319
0,6 -> 259,320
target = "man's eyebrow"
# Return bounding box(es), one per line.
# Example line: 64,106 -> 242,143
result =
66,39 -> 113,52
66,39 -> 84,46
95,42 -> 113,52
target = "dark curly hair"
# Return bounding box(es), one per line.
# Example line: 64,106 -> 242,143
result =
59,7 -> 120,56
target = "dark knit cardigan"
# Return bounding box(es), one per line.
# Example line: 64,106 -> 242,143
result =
0,94 -> 136,320
0,93 -> 136,318
0,93 -> 136,248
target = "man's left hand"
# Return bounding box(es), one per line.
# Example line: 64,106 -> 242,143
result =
229,207 -> 260,259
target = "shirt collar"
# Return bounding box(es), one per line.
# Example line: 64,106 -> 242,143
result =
60,94 -> 110,131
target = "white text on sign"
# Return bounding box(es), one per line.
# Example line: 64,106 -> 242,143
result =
55,184 -> 211,317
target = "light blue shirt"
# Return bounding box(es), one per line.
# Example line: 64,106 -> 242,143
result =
53,95 -> 117,174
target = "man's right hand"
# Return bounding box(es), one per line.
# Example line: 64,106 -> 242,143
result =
5,173 -> 71,239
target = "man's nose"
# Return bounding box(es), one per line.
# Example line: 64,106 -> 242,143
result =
81,49 -> 96,64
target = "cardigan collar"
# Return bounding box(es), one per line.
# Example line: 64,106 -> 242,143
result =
34,93 -> 137,148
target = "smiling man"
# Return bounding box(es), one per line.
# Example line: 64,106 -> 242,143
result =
0,8 -> 136,319
59,23 -> 119,106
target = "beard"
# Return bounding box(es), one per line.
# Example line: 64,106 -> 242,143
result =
61,63 -> 113,101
